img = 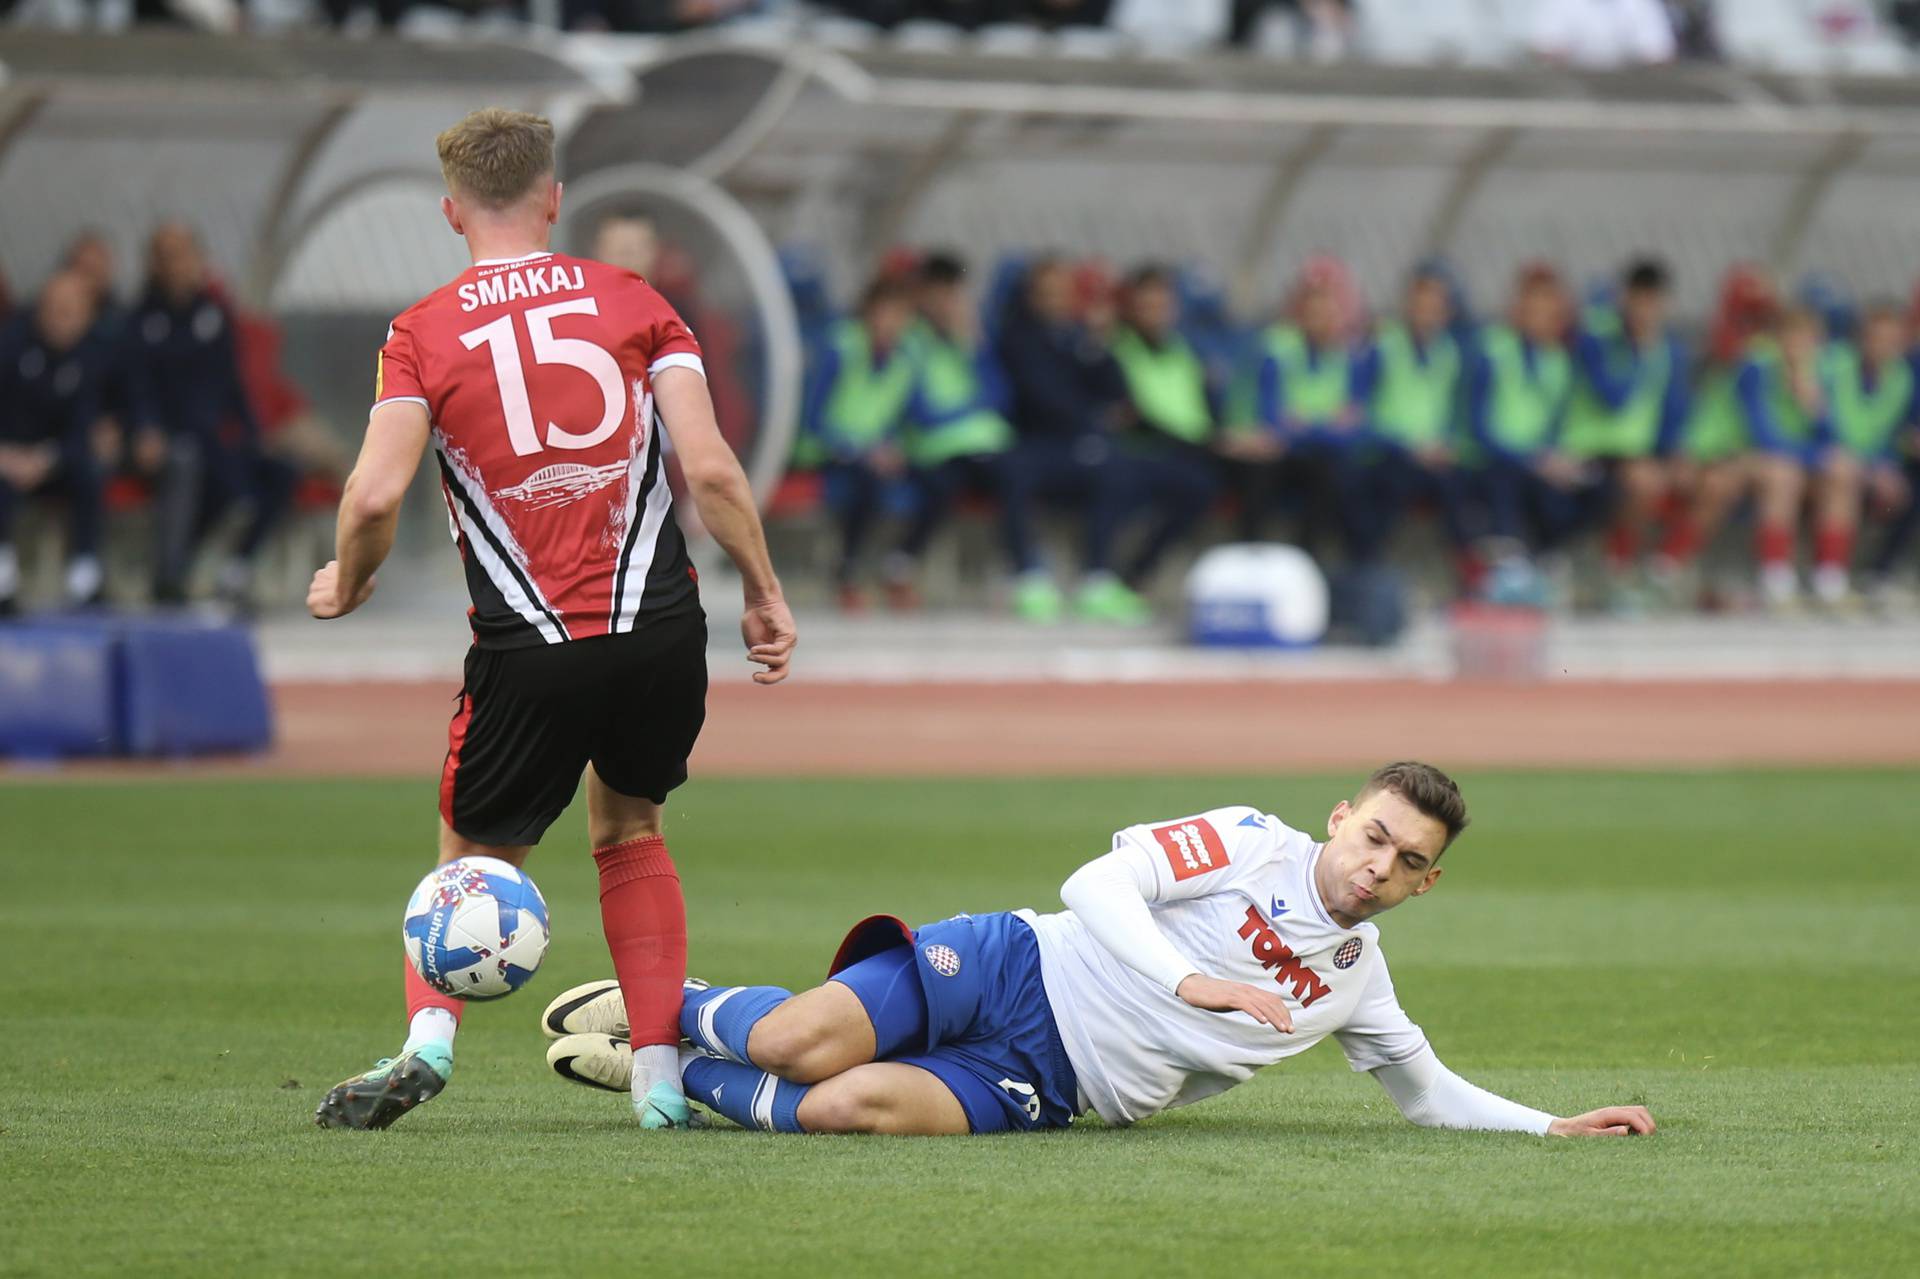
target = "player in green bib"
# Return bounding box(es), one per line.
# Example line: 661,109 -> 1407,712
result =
1349,268 -> 1472,574
799,276 -> 919,610
1107,264 -> 1222,599
1564,259 -> 1691,605
1735,305 -> 1850,607
882,254 -> 1043,615
1859,302 -> 1920,601
1665,266 -> 1781,603
1464,264 -> 1588,560
1226,262 -> 1368,554
1819,302 -> 1917,606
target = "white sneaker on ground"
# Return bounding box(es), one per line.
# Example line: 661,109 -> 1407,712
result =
540,980 -> 628,1040
546,1032 -> 631,1093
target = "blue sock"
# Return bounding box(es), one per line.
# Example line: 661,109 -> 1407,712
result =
682,1056 -> 809,1132
680,984 -> 792,1064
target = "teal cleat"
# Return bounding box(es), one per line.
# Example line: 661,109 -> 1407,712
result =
314,1045 -> 453,1131
637,1079 -> 695,1130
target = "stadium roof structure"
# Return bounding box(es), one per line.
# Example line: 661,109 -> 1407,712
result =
8,26 -> 1920,499
560,31 -> 1920,316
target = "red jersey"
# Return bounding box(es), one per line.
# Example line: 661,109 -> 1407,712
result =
374,251 -> 704,649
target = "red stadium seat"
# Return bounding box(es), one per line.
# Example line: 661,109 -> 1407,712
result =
767,471 -> 825,520
104,476 -> 151,512
294,474 -> 344,511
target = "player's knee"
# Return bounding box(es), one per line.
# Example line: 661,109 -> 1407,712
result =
749,1014 -> 840,1084
799,1078 -> 894,1134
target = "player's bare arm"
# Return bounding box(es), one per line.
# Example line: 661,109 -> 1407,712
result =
308,400 -> 430,620
652,364 -> 796,685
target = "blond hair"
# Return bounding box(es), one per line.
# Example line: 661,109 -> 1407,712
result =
436,109 -> 556,209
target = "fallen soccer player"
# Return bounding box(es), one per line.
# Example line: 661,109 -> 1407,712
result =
541,761 -> 1656,1138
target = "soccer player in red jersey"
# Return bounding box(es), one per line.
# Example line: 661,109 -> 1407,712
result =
310,109 -> 796,1131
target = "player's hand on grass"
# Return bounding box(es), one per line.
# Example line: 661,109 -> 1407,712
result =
742,594 -> 797,685
1175,974 -> 1294,1033
1548,1105 -> 1655,1138
307,560 -> 374,620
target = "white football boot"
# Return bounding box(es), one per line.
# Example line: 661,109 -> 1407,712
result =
546,1033 -> 632,1092
540,980 -> 627,1040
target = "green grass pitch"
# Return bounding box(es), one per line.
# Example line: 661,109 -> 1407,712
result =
2,770 -> 1916,1277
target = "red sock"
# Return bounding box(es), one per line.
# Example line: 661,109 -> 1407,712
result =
405,957 -> 465,1023
1659,513 -> 1701,564
594,835 -> 686,1049
1815,523 -> 1854,569
1605,522 -> 1638,570
1756,521 -> 1792,568
1455,549 -> 1487,596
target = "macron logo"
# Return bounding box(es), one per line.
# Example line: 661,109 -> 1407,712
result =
1269,896 -> 1288,919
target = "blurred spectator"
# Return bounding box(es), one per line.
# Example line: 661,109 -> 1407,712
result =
1666,0 -> 1719,59
996,256 -> 1147,623
1895,0 -> 1920,46
1024,0 -> 1111,29
565,0 -> 764,33
319,0 -> 410,28
593,212 -> 754,456
128,222 -> 296,608
0,272 -> 108,614
1562,257 -> 1689,608
800,275 -> 920,610
594,213 -> 661,279
825,0 -> 920,24
1230,0 -> 1353,58
1865,291 -> 1920,594
1349,267 -> 1473,576
1530,0 -> 1677,68
888,253 -> 1037,614
1674,264 -> 1779,600
1737,305 -> 1851,608
1812,299 -> 1904,603
229,302 -> 352,486
1108,264 -> 1222,592
1465,265 -> 1584,563
1227,257 -> 1367,556
63,231 -> 123,326
59,230 -> 154,504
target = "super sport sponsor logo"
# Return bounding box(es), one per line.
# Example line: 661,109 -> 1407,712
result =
1152,818 -> 1229,881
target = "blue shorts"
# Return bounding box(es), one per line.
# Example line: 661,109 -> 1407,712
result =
829,911 -> 1078,1133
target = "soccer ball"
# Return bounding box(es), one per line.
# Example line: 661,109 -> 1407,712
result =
402,857 -> 550,1000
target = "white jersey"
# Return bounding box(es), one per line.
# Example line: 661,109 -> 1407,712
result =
1024,805 -> 1429,1126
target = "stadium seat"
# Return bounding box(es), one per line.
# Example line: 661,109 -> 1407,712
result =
892,20 -> 966,53
1107,0 -> 1231,55
768,471 -> 826,521
1357,0 -> 1478,65
974,23 -> 1046,55
1053,27 -> 1132,60
1717,0 -> 1830,72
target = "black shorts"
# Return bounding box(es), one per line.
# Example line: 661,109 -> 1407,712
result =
439,613 -> 708,846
